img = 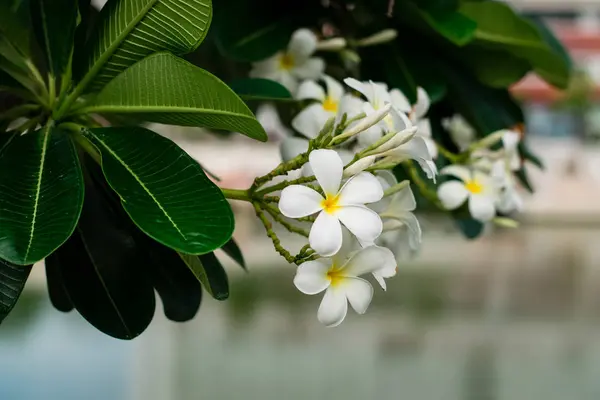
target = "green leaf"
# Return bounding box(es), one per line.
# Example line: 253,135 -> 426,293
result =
76,0 -> 212,93
526,16 -> 573,73
31,0 -> 78,76
397,2 -> 477,46
455,217 -> 484,240
82,126 -> 235,255
519,142 -> 544,170
0,0 -> 31,59
44,253 -> 74,312
515,166 -> 534,193
229,78 -> 292,101
459,1 -> 571,88
212,0 -> 292,62
83,152 -> 202,322
0,128 -> 84,265
85,52 -> 267,141
179,252 -> 229,300
460,45 -> 530,88
0,259 -> 32,324
56,175 -> 156,340
220,238 -> 246,270
0,54 -> 36,94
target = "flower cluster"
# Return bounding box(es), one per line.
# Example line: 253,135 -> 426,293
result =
243,28 -> 530,327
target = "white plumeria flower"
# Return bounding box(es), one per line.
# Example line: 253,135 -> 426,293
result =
442,115 -> 475,151
250,29 -> 325,93
292,76 -> 361,139
293,245 -> 395,326
437,165 -> 499,222
501,130 -> 521,171
491,160 -> 523,214
256,103 -> 292,141
279,149 -> 384,256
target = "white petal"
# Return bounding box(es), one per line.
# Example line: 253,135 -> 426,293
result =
400,136 -> 432,161
437,181 -> 468,210
388,185 -> 416,212
338,172 -> 384,205
376,170 -> 398,189
440,165 -> 471,182
389,107 -> 412,132
337,205 -> 383,244
372,272 -> 387,291
318,286 -> 348,327
422,135 -> 438,159
414,87 -> 430,119
390,88 -> 411,113
278,72 -> 299,93
256,103 -> 292,140
291,104 -> 330,139
279,185 -> 323,218
331,228 -> 358,267
344,77 -> 370,99
356,124 -> 384,148
309,149 -> 343,194
343,156 -> 376,177
294,260 -> 331,295
374,127 -> 417,154
309,211 -> 343,257
249,55 -> 280,76
338,94 -> 364,120
343,277 -> 373,314
296,80 -> 326,101
417,159 -> 438,181
280,137 -> 308,161
396,212 -> 422,250
323,75 -> 345,101
292,58 -> 325,80
288,28 -> 318,61
502,130 -> 520,152
417,118 -> 432,139
342,245 -> 396,277
369,81 -> 391,107
337,149 -> 355,165
469,194 -> 496,222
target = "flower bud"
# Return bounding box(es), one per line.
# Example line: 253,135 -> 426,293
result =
316,37 -> 347,51
355,29 -> 398,47
343,155 -> 376,177
493,217 -> 519,229
372,127 -> 417,155
334,103 -> 392,142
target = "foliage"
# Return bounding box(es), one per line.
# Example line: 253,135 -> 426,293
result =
0,0 -> 571,337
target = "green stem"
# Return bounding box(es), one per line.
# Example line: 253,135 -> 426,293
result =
221,188 -> 251,201
404,160 -> 442,208
0,104 -> 41,121
65,124 -> 102,163
25,60 -> 49,105
252,202 -> 296,264
263,203 -> 309,238
47,74 -> 56,109
254,175 -> 316,197
436,143 -> 460,163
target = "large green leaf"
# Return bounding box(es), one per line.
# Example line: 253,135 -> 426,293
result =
76,0 -> 212,93
0,0 -> 31,59
0,259 -> 32,324
0,128 -> 84,265
81,126 -> 235,255
31,0 -> 78,76
229,78 -> 292,102
459,2 -> 570,88
220,238 -> 246,270
460,46 -> 530,88
179,252 -> 229,300
84,52 -> 267,141
56,174 -> 156,340
83,154 -> 203,322
44,253 -> 74,312
526,16 -> 573,73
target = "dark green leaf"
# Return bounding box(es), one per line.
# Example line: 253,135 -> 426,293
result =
220,238 -> 246,270
85,52 -> 267,142
460,1 -> 571,88
213,0 -> 292,62
515,166 -> 534,193
0,0 -> 31,59
179,252 -> 229,300
57,174 -> 156,340
76,0 -> 212,93
460,46 -> 530,88
519,142 -> 544,170
0,53 -> 36,94
84,152 -> 202,323
229,78 -> 292,101
455,217 -> 485,240
44,253 -> 73,312
82,126 -> 235,255
527,16 -> 573,73
0,128 -> 84,265
31,0 -> 78,76
0,259 -> 32,323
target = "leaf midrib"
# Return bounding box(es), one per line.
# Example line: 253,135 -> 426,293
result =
87,132 -> 187,240
80,105 -> 256,120
23,126 -> 51,262
74,0 -> 159,96
475,30 -> 549,51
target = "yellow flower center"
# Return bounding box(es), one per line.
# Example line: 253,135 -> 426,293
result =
278,53 -> 295,70
327,266 -> 344,287
322,96 -> 338,112
321,193 -> 341,215
465,179 -> 483,194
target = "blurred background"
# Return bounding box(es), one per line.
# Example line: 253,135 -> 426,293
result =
5,0 -> 600,399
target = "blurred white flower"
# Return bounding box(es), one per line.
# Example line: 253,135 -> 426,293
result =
442,115 -> 475,151
437,165 -> 498,222
491,160 -> 523,214
250,29 -> 325,93
501,129 -> 522,171
293,245 -> 395,326
256,103 -> 292,141
279,150 -> 383,256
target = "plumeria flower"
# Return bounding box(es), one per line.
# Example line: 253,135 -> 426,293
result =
437,165 -> 499,222
292,76 -> 362,139
250,29 -> 325,93
343,78 -> 393,144
491,161 -> 523,214
501,130 -> 522,171
442,115 -> 475,151
279,149 -> 384,256
293,245 -> 396,326
256,103 -> 292,141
